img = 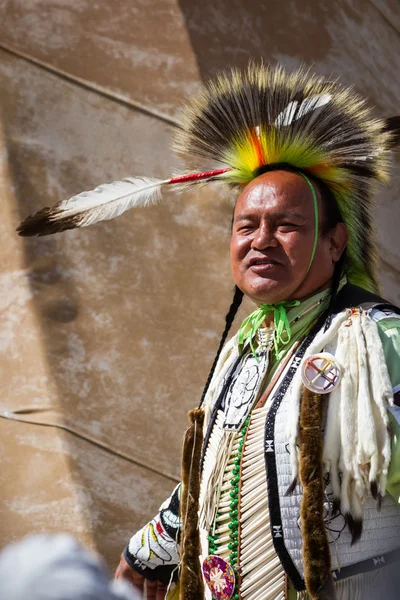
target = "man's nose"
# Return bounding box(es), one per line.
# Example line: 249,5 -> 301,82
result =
251,225 -> 278,250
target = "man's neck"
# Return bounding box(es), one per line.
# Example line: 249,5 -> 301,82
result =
260,281 -> 333,327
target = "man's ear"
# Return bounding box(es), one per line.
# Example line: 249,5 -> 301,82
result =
330,222 -> 348,263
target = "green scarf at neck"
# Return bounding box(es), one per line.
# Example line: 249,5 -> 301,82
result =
238,300 -> 300,359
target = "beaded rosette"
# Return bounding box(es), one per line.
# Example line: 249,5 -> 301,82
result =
202,555 -> 236,600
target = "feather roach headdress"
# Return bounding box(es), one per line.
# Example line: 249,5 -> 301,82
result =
18,64 -> 399,292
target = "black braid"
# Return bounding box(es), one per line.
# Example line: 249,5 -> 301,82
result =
324,250 -> 346,332
198,285 -> 244,407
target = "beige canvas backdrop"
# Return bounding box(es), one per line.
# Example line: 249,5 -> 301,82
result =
0,0 -> 399,571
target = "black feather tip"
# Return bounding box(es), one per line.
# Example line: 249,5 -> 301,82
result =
383,116 -> 400,148
16,207 -> 78,237
346,513 -> 363,545
332,497 -> 341,516
370,480 -> 378,500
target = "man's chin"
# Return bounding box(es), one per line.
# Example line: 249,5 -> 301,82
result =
242,281 -> 294,306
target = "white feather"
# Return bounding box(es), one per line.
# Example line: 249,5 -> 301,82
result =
52,176 -> 169,227
275,94 -> 332,127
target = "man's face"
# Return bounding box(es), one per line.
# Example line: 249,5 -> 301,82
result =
230,170 -> 346,305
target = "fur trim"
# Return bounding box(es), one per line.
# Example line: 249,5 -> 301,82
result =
299,386 -> 335,600
179,409 -> 205,600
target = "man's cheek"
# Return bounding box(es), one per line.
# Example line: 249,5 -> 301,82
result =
235,239 -> 251,257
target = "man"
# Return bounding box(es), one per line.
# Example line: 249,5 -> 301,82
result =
18,65 -> 400,599
116,171 -> 400,600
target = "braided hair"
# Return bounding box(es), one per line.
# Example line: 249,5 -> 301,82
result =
198,285 -> 244,407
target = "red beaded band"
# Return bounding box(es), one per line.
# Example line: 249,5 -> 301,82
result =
168,168 -> 231,184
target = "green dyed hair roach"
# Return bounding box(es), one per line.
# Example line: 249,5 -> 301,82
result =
174,63 -> 398,293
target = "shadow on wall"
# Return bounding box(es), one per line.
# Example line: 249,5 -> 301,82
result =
1,101 -> 183,559
177,0 -> 332,78
3,130 -> 95,542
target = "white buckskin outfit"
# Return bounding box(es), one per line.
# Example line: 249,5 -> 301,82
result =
125,283 -> 400,599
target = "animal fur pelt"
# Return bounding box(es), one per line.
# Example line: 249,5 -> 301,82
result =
299,386 -> 336,600
288,308 -> 393,545
179,408 -> 205,600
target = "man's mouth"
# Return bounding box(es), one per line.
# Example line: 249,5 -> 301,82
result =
249,257 -> 280,267
248,256 -> 282,273
251,259 -> 277,265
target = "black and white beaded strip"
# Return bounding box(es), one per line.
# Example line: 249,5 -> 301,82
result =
333,547 -> 400,581
263,315 -> 326,591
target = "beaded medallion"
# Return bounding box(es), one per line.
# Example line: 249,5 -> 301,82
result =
202,555 -> 235,600
301,352 -> 341,394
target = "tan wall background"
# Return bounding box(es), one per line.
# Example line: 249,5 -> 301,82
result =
0,0 -> 399,572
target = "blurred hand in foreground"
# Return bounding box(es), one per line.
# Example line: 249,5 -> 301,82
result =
115,553 -> 168,600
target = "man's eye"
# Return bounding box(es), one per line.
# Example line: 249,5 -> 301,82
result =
237,225 -> 254,233
278,223 -> 297,230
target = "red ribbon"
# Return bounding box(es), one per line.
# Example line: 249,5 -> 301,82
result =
168,168 -> 231,184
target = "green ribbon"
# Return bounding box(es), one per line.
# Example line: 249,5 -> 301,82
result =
300,173 -> 319,278
238,300 -> 300,360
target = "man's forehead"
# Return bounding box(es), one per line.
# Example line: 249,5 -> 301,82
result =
235,170 -> 315,214
233,208 -> 307,223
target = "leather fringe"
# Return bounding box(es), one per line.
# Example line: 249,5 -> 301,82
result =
299,386 -> 336,600
179,408 -> 205,600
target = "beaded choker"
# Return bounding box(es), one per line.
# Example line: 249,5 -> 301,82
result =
238,296 -> 326,360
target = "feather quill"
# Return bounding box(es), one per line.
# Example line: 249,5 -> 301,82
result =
17,176 -> 169,237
